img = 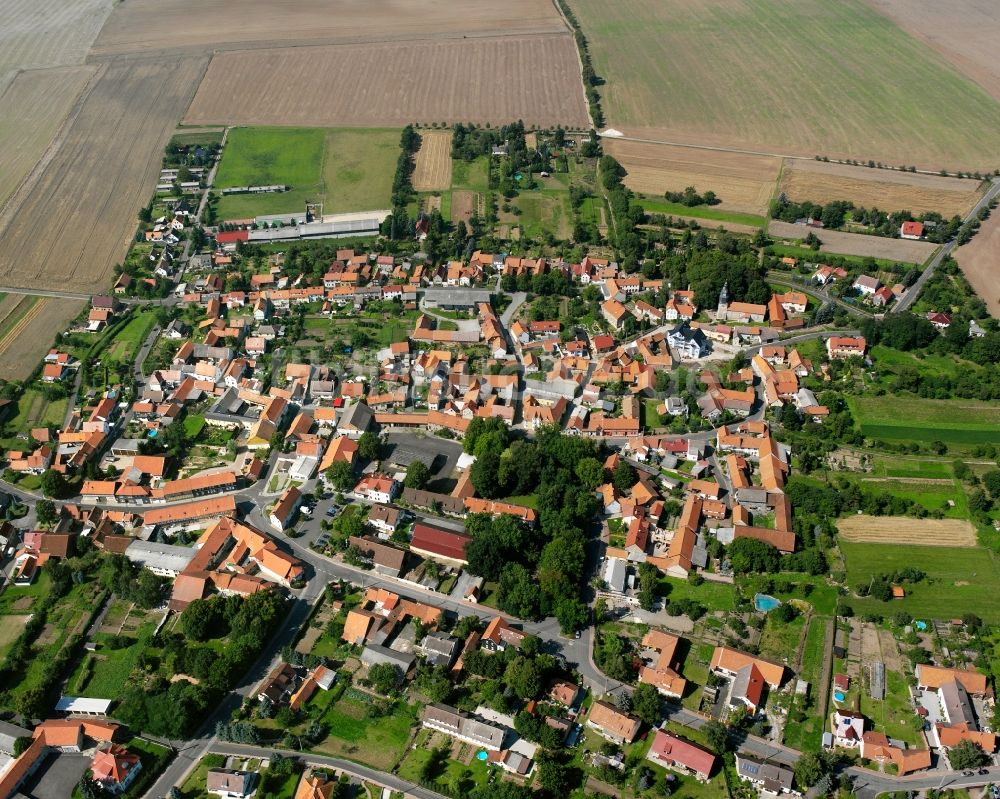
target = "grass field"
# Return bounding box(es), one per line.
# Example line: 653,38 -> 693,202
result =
571,0 -> 1000,169
841,542 -> 1000,621
870,455 -> 954,479
69,623 -> 157,698
215,127 -> 399,219
847,395 -> 1000,444
311,692 -> 415,770
659,575 -> 735,611
106,310 -> 157,363
638,197 -> 766,227
758,612 -> 807,662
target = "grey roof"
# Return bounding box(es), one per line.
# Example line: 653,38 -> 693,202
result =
422,633 -> 460,667
387,444 -> 436,468
421,287 -> 492,307
361,644 -> 414,675
340,401 -> 374,432
736,755 -> 793,791
206,769 -> 254,795
193,344 -> 234,361
0,720 -> 31,755
422,703 -> 506,750
604,558 -> 628,593
124,540 -> 197,573
940,679 -> 976,727
736,487 -> 769,506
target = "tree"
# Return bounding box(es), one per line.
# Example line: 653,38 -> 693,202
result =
78,774 -> 101,799
983,469 -> 1000,499
181,598 -> 222,642
727,537 -> 780,573
631,683 -> 661,726
793,752 -> 824,788
35,499 -> 57,527
611,461 -> 636,494
555,597 -> 588,634
357,432 -> 381,462
325,461 -> 355,491
702,719 -> 728,754
574,457 -> 605,490
948,739 -> 990,770
404,461 -> 430,490
969,488 -> 992,513
504,656 -> 542,699
40,468 -> 69,499
366,663 -> 399,694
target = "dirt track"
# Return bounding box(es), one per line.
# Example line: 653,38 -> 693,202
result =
768,220 -> 938,264
185,36 -> 589,130
0,57 -> 207,292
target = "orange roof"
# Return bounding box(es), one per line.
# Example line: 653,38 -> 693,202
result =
916,665 -> 988,695
733,525 -> 796,554
710,646 -> 785,687
587,700 -> 641,742
143,495 -> 236,525
463,497 -> 537,523
936,724 -> 997,752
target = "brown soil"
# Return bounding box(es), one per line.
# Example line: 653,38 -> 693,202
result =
0,298 -> 85,381
184,36 -> 589,130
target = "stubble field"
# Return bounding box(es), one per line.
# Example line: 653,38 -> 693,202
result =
837,516 -> 977,547
91,0 -> 567,57
571,0 -> 1000,169
603,139 -> 780,215
778,160 -> 984,218
768,221 -> 938,264
865,0 -> 1000,105
412,131 -> 454,192
0,0 -> 112,76
184,36 -> 589,130
0,297 -> 85,381
954,209 -> 1000,317
0,57 -> 207,292
0,66 -> 99,211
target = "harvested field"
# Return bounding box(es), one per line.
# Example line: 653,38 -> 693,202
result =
768,221 -> 937,264
0,0 -> 112,75
572,0 -> 1000,169
0,66 -> 98,211
451,190 -> 477,226
92,0 -> 566,57
412,131 -> 453,192
0,298 -> 86,380
0,58 -> 207,293
955,208 -> 1000,317
865,0 -> 1000,105
603,139 -> 779,215
184,36 -> 589,130
837,516 -> 977,547
779,160 -> 984,218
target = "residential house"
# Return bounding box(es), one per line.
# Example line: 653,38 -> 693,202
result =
421,704 -> 506,751
647,730 -> 717,782
91,743 -> 142,794
207,769 -> 255,799
270,485 -> 303,531
409,523 -> 470,567
735,755 -> 796,795
586,700 -> 641,745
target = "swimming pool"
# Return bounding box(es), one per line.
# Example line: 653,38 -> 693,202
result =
754,594 -> 781,612
476,751 -> 488,761
833,691 -> 846,702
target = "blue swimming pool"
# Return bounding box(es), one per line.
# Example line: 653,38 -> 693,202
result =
476,751 -> 488,761
833,691 -> 846,702
754,594 -> 781,612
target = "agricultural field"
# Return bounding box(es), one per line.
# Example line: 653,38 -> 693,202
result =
603,139 -> 780,215
0,0 -> 112,76
840,541 -> 1000,621
837,516 -> 977,547
768,221 -> 938,264
0,57 -> 207,292
0,66 -> 98,211
954,208 -> 1000,317
778,159 -> 984,218
846,395 -> 1000,445
571,0 -> 1000,170
92,0 -> 567,57
865,0 -> 1000,105
412,131 -> 453,192
0,298 -> 86,381
184,36 -> 589,130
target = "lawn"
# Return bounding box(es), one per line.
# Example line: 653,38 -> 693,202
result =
4,387 -> 69,437
769,244 -> 904,272
638,197 -> 765,227
869,454 -> 955,480
451,158 -> 490,193
106,310 -> 157,363
215,127 -> 399,220
846,395 -> 1000,445
504,494 -> 539,509
183,414 -> 206,440
68,622 -> 157,698
659,576 -> 735,611
840,542 -> 1000,622
757,612 -> 806,663
570,0 -> 1000,169
782,617 -> 830,752
397,730 -> 492,788
310,692 -> 415,771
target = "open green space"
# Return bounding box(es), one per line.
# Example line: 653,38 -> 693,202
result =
307,690 -> 415,770
659,575 -> 735,611
106,309 -> 157,364
846,395 -> 1000,444
68,620 -> 157,699
869,454 -> 955,480
570,0 -> 1000,169
758,612 -> 806,661
840,542 -> 1000,621
639,197 -> 766,228
215,127 -> 399,219
451,158 -> 490,192
3,387 -> 68,441
769,244 -> 904,272
783,617 -> 830,752
170,129 -> 225,148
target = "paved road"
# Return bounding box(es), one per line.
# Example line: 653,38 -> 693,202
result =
209,742 -> 449,799
893,177 -> 1000,313
499,291 -> 527,327
765,271 -> 872,319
